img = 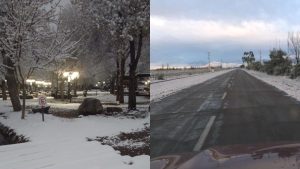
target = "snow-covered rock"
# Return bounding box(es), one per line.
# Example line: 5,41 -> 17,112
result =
78,98 -> 104,115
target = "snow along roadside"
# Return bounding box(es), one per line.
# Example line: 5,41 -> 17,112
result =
245,70 -> 300,102
151,69 -> 234,102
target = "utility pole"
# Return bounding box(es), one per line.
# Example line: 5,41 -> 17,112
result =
208,52 -> 211,72
220,56 -> 223,69
259,49 -> 262,64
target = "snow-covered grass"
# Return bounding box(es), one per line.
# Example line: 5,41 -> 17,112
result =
150,68 -> 210,83
82,91 -> 149,105
151,69 -> 233,102
25,91 -> 149,110
151,73 -> 200,84
246,70 -> 300,102
0,95 -> 149,169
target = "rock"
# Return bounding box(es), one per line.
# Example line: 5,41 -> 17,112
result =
78,98 -> 104,115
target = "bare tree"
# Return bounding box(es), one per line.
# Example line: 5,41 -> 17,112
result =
288,31 -> 300,64
0,0 -> 79,119
0,52 -> 6,101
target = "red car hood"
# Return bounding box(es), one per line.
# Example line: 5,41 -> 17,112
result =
151,142 -> 300,169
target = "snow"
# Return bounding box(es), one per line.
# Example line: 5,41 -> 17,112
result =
26,91 -> 149,109
150,61 -> 241,70
246,70 -> 300,102
0,94 -> 149,169
151,73 -> 200,84
151,69 -> 233,102
200,61 -> 242,68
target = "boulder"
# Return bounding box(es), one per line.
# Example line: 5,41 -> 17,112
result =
78,98 -> 104,115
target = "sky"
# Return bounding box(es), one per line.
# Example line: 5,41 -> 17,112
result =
151,0 -> 300,68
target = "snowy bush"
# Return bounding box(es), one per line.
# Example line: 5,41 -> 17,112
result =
290,64 -> 300,79
157,74 -> 165,80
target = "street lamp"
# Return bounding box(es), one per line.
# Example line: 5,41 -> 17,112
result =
102,81 -> 106,91
26,79 -> 36,92
95,83 -> 98,96
63,71 -> 79,102
95,81 -> 101,96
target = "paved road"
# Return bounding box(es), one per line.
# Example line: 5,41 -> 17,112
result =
151,69 -> 300,158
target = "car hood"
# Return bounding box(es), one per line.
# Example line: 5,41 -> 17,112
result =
151,142 -> 300,169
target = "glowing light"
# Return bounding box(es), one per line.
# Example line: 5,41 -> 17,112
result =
63,71 -> 80,82
26,79 -> 36,85
34,80 -> 51,86
26,79 -> 36,83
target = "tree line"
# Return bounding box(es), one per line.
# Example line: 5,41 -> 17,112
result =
242,32 -> 300,79
242,49 -> 300,78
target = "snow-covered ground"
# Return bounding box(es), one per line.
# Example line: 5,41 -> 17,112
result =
246,70 -> 300,102
26,91 -> 149,110
0,92 -> 150,169
151,73 -> 200,84
151,69 -> 233,102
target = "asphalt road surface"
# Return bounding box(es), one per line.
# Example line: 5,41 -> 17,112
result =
151,69 -> 300,158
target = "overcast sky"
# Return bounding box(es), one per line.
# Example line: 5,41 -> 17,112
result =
151,0 -> 300,68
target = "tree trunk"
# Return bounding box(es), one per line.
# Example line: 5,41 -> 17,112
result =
118,58 -> 125,103
73,79 -> 77,96
1,80 -> 7,100
21,80 -> 26,119
128,40 -> 137,110
110,74 -> 116,94
3,54 -> 21,111
56,72 -> 59,98
60,80 -> 65,99
128,30 -> 143,110
51,71 -> 55,94
116,59 -> 120,102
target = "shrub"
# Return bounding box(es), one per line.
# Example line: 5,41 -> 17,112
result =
251,61 -> 263,71
290,64 -> 300,79
52,109 -> 78,118
157,74 -> 164,80
263,49 -> 291,75
273,66 -> 283,75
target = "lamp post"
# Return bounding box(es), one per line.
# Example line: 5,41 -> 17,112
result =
68,78 -> 71,102
95,83 -> 98,96
26,79 -> 36,92
63,71 -> 79,103
96,81 -> 100,95
103,81 -> 105,90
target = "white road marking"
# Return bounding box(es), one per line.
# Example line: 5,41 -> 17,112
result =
172,106 -> 185,113
197,93 -> 213,112
222,92 -> 227,100
193,115 -> 216,151
227,83 -> 231,88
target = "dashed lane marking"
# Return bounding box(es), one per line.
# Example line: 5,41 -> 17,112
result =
222,92 -> 227,100
193,115 -> 216,151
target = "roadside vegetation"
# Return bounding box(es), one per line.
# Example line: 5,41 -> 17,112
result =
241,32 -> 300,79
